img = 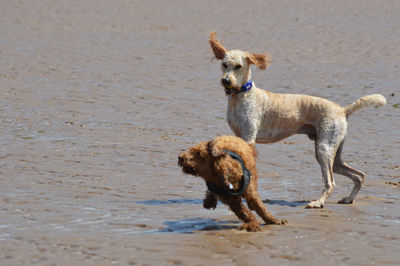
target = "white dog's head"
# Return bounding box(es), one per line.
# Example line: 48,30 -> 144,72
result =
209,31 -> 271,95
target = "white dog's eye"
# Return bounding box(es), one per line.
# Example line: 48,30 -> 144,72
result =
222,63 -> 228,69
234,65 -> 241,70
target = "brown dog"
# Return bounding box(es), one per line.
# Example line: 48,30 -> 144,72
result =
178,135 -> 286,232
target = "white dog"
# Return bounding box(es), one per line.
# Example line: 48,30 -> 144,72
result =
209,31 -> 386,208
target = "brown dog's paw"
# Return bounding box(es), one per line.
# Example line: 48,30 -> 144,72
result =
279,219 -> 288,225
203,198 -> 217,209
203,191 -> 218,209
239,223 -> 262,232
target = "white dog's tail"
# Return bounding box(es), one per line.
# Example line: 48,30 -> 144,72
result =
345,94 -> 386,117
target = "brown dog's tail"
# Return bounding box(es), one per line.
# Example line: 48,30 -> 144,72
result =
345,94 -> 386,117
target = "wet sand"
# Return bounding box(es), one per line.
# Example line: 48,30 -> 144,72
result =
1,0 -> 399,265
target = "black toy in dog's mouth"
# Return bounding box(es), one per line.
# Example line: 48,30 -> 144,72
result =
206,149 -> 250,197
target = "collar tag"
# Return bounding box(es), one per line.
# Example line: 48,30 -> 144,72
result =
238,80 -> 253,93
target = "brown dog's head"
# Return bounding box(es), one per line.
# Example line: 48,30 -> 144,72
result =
178,136 -> 257,190
208,31 -> 271,95
178,141 -> 213,178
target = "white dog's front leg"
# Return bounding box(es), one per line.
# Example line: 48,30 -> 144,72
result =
227,92 -> 261,144
238,118 -> 258,144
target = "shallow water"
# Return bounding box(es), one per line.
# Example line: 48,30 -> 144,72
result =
1,0 -> 399,265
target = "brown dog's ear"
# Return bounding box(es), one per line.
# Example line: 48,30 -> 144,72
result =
246,53 -> 271,70
208,140 -> 227,157
211,146 -> 226,157
209,31 -> 227,60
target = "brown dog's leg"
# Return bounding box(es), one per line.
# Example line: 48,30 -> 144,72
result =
221,197 -> 261,232
246,193 -> 286,225
203,190 -> 218,209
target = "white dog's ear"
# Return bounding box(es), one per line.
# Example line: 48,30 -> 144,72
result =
246,53 -> 271,70
209,31 -> 227,60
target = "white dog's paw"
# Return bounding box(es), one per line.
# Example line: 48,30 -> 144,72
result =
338,197 -> 353,204
305,200 -> 324,209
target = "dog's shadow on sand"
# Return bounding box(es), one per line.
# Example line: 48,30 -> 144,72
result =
135,198 -> 308,233
263,199 -> 309,207
134,198 -> 203,206
159,218 -> 239,234
135,198 -> 238,234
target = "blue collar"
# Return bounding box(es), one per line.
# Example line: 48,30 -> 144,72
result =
237,80 -> 253,94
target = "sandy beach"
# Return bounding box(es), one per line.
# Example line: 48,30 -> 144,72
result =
1,0 -> 399,264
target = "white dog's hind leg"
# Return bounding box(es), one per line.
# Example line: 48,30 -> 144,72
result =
333,141 -> 366,204
306,141 -> 336,208
306,121 -> 346,208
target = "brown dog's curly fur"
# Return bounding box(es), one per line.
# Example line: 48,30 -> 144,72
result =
178,135 -> 287,232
